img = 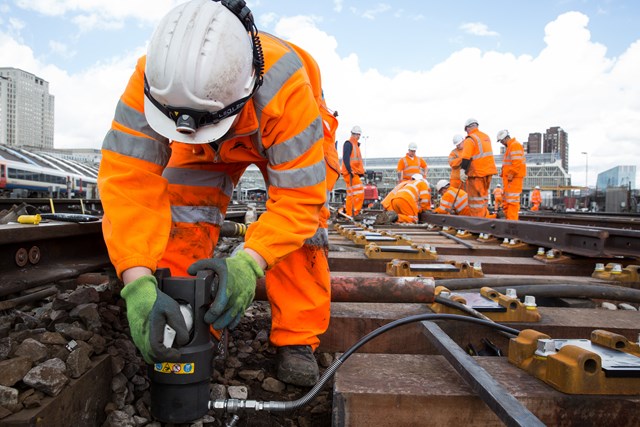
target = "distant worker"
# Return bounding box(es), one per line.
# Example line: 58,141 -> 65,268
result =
397,142 -> 427,183
448,134 -> 465,188
434,180 -> 470,216
493,184 -> 504,211
377,174 -> 431,224
460,118 -> 497,217
530,185 -> 542,211
341,126 -> 365,217
497,130 -> 527,220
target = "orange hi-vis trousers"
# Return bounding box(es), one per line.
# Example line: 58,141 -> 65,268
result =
390,197 -> 419,223
466,176 -> 492,217
159,144 -> 330,351
343,174 -> 364,216
503,178 -> 523,220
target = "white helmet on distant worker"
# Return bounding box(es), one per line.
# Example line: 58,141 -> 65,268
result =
535,185 -> 540,189
351,125 -> 362,135
408,142 -> 418,151
496,129 -> 509,142
452,134 -> 464,146
144,0 -> 260,144
496,184 -> 501,187
464,118 -> 478,129
411,173 -> 424,182
436,180 -> 450,192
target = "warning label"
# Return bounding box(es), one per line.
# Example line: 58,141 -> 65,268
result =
154,362 -> 195,375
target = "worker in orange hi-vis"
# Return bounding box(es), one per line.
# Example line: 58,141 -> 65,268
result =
497,129 -> 527,220
97,0 -> 333,388
397,142 -> 428,183
530,186 -> 542,211
378,174 -> 431,224
340,126 -> 365,217
459,118 -> 497,217
434,180 -> 471,216
493,184 -> 504,211
448,134 -> 465,189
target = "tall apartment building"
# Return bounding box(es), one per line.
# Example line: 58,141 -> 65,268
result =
0,67 -> 55,149
526,132 -> 542,154
543,126 -> 568,172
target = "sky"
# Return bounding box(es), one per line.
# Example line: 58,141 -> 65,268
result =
1,0 -> 639,187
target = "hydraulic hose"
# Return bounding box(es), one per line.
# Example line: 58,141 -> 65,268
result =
457,284 -> 640,304
433,295 -> 513,338
209,314 -> 520,414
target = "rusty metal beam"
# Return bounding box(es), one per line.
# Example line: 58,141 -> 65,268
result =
420,213 -> 640,258
255,275 -> 435,303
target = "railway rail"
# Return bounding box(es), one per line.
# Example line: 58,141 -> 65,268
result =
1,209 -> 639,426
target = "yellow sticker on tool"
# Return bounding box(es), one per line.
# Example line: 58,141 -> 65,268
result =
154,362 -> 195,375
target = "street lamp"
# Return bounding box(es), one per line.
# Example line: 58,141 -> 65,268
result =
580,151 -> 588,188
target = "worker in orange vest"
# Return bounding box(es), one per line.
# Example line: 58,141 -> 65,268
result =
460,118 -> 497,217
493,184 -> 504,212
378,174 -> 431,224
530,186 -> 542,211
448,135 -> 465,189
497,130 -> 527,220
434,180 -> 471,216
98,0 -> 334,387
341,126 -> 365,217
397,142 -> 428,183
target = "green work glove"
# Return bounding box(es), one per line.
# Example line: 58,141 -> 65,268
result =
120,275 -> 189,364
187,249 -> 264,330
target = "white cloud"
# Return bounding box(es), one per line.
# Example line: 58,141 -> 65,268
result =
48,40 -> 75,59
460,22 -> 499,37
362,3 -> 391,20
333,0 -> 343,13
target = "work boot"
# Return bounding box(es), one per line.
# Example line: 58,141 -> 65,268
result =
276,345 -> 319,387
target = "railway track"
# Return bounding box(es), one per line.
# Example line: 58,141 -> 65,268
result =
1,210 -> 639,426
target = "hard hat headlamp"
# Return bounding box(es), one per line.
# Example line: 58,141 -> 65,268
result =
144,74 -> 258,134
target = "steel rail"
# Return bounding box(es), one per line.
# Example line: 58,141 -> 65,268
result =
421,321 -> 545,427
420,213 -> 640,258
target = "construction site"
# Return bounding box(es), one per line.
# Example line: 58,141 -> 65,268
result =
0,197 -> 639,427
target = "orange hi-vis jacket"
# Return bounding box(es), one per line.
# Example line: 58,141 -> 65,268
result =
381,181 -> 407,210
393,180 -> 431,210
98,33 -> 327,277
397,154 -> 427,181
448,147 -> 463,185
493,187 -> 504,203
435,186 -> 470,216
531,189 -> 542,205
501,138 -> 526,181
460,129 -> 497,177
340,136 -> 365,176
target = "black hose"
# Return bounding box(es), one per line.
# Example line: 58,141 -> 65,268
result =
433,295 -> 515,338
209,314 -> 520,413
457,284 -> 640,304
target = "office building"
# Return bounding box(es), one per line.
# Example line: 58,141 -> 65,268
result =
543,126 -> 568,172
0,67 -> 55,149
597,165 -> 636,190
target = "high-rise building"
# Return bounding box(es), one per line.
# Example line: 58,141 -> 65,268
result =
527,132 -> 542,154
543,126 -> 568,172
0,67 -> 55,149
597,165 -> 636,190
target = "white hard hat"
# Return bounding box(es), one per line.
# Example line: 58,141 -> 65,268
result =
452,134 -> 464,146
411,173 -> 424,181
496,129 -> 509,142
464,118 -> 478,129
408,142 -> 418,151
351,125 -> 362,135
144,0 -> 261,144
496,184 -> 501,187
535,185 -> 540,189
436,179 -> 450,192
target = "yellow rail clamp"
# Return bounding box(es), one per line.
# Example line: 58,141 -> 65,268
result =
509,329 -> 640,395
430,286 -> 541,322
352,232 -> 412,246
476,233 -> 498,243
336,224 -> 367,236
365,243 -> 437,260
440,226 -> 457,235
591,263 -> 639,283
386,259 -> 484,279
533,248 -> 571,264
455,229 -> 476,240
500,238 -> 533,250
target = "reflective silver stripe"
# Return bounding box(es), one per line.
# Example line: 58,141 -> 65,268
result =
267,160 -> 325,188
170,205 -> 224,225
469,134 -> 494,160
114,100 -> 167,143
102,129 -> 171,167
266,117 -> 323,165
163,168 -> 234,197
254,51 -> 302,112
